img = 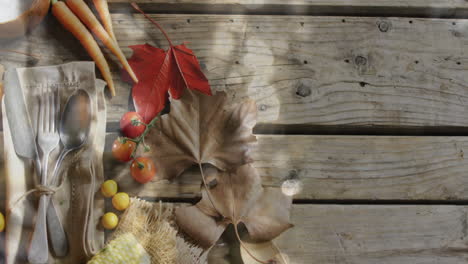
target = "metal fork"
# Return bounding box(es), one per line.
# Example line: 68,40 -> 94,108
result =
28,88 -> 60,264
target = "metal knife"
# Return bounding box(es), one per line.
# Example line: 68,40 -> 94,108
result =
3,70 -> 41,174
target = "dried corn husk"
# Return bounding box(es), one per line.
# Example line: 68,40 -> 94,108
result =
87,233 -> 150,264
110,198 -> 207,264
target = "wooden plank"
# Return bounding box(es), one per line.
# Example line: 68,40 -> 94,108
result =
107,133 -> 468,200
108,0 -> 468,18
272,204 -> 468,263
2,15 -> 468,128
104,203 -> 468,262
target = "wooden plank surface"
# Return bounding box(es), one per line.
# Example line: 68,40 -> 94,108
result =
0,3 -> 467,263
108,0 -> 468,17
107,133 -> 468,200
274,204 -> 468,264
2,15 -> 468,129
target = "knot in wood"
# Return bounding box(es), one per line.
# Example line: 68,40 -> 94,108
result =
452,31 -> 461,37
199,62 -> 207,70
296,84 -> 311,97
354,56 -> 367,66
378,21 -> 391,32
259,104 -> 268,111
287,169 -> 299,180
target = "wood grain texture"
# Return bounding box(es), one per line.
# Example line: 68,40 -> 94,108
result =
274,204 -> 468,264
108,0 -> 468,17
106,133 -> 468,200
113,14 -> 468,128
2,15 -> 468,128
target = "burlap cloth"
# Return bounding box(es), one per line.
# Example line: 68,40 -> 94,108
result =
2,62 -> 106,263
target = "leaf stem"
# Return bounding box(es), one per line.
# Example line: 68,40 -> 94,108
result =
198,163 -> 222,216
131,3 -> 174,47
234,223 -> 272,264
198,165 -> 275,263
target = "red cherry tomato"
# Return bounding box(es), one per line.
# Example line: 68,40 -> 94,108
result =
120,112 -> 146,138
130,157 -> 156,184
112,138 -> 136,162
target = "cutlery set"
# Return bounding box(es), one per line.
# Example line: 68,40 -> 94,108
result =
29,88 -> 64,264
4,70 -> 92,263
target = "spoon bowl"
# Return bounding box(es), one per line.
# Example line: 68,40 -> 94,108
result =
59,89 -> 92,150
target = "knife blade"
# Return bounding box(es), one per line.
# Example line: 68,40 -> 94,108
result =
3,70 -> 41,173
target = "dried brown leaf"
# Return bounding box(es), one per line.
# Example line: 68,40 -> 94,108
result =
174,204 -> 227,249
175,165 -> 293,249
144,89 -> 257,180
240,241 -> 290,264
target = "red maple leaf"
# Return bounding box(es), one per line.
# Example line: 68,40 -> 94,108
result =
125,44 -> 168,123
124,3 -> 212,123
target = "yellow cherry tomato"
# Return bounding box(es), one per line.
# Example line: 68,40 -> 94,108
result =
112,192 -> 130,211
101,180 -> 118,198
101,212 -> 118,230
0,212 -> 5,232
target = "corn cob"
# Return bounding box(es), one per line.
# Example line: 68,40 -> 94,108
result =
87,233 -> 151,264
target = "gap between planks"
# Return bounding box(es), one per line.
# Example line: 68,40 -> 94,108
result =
107,0 -> 468,18
135,196 -> 468,206
107,122 -> 468,136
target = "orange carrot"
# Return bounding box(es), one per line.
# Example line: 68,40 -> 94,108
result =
52,0 -> 116,96
66,0 -> 139,84
93,0 -> 117,41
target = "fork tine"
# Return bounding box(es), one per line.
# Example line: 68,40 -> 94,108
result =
50,90 -> 55,133
46,88 -> 51,133
55,89 -> 60,132
38,87 -> 45,133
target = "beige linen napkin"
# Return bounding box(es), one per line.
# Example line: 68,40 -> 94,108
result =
2,62 -> 106,263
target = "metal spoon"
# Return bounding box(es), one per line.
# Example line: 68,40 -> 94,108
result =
47,89 -> 92,257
